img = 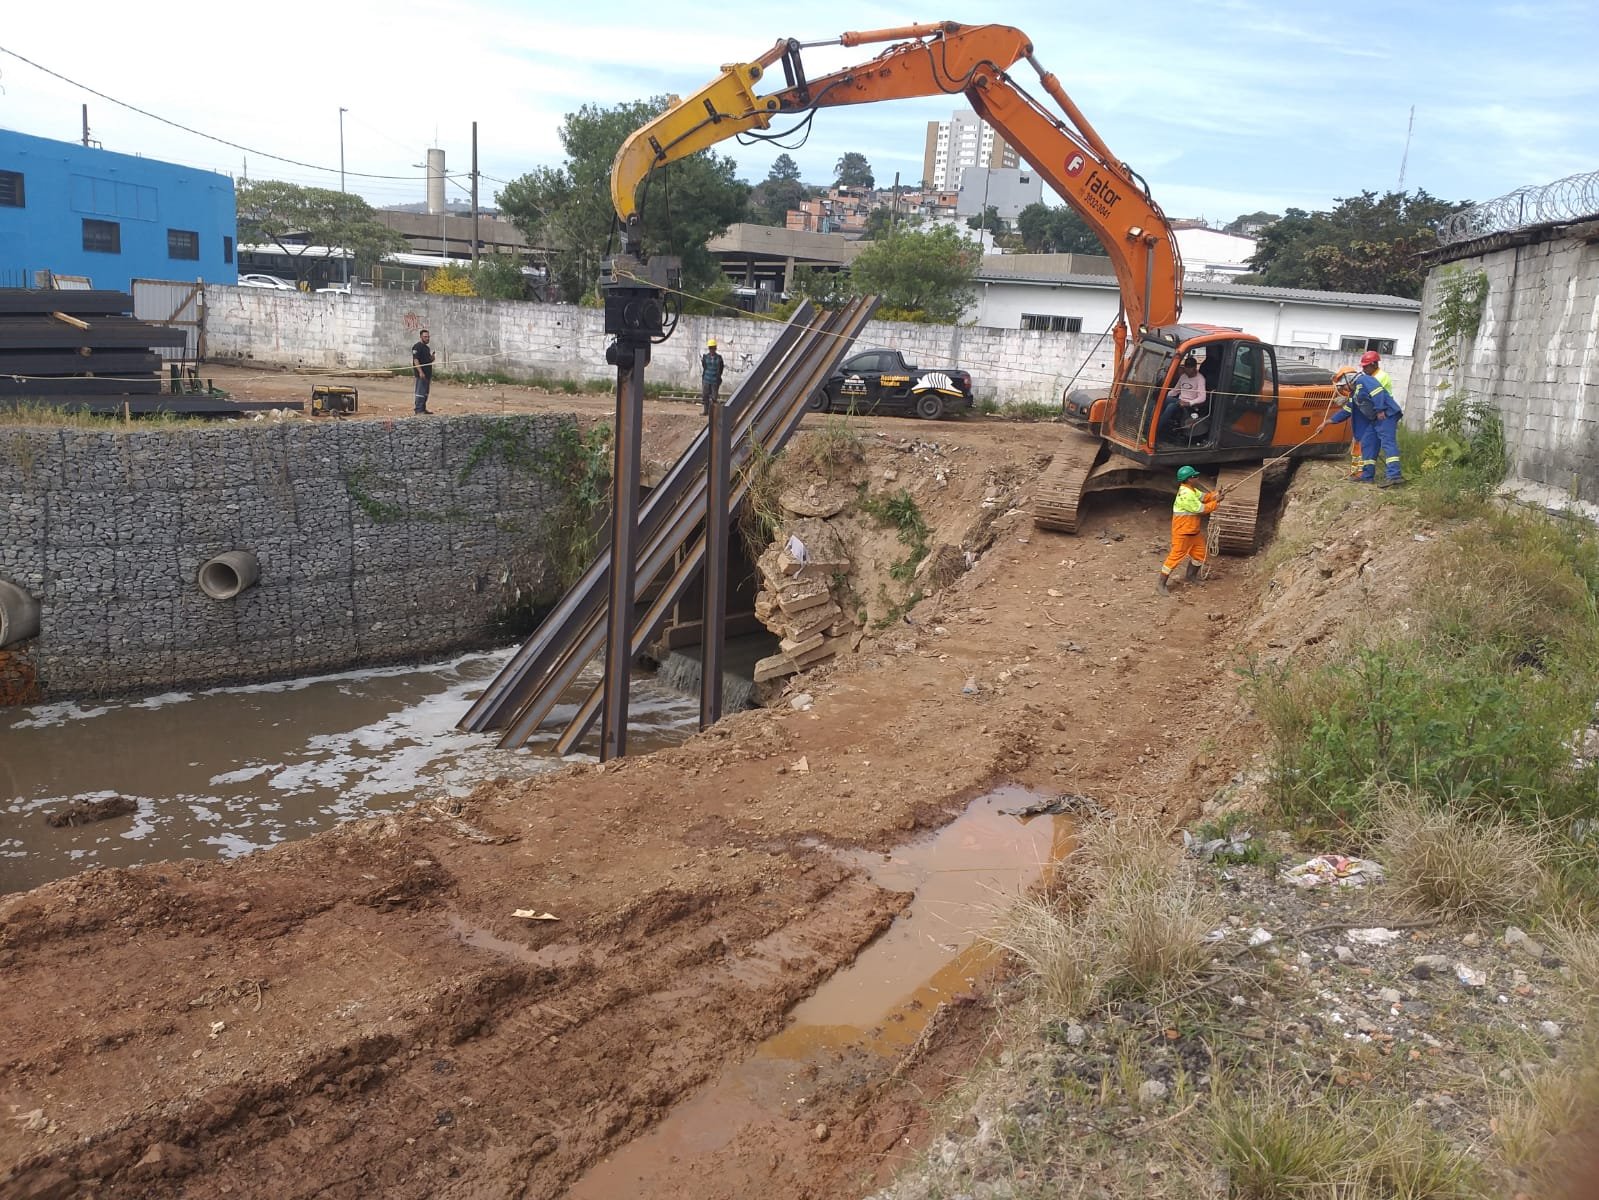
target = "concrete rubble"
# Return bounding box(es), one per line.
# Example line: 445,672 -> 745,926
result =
752,514 -> 860,684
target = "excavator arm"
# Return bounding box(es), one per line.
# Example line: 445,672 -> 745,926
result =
610,21 -> 1183,357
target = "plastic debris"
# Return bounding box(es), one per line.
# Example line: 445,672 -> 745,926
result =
1185,827 -> 1255,862
1280,854 -> 1384,888
512,910 -> 559,921
1248,928 -> 1274,947
1348,927 -> 1402,946
1455,963 -> 1487,988
961,676 -> 980,696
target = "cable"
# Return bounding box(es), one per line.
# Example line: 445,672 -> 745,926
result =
0,43 -> 428,181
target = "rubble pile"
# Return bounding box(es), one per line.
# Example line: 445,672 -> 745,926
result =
752,516 -> 860,684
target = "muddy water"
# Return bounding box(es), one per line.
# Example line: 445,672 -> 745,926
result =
0,650 -> 701,895
567,784 -> 1072,1197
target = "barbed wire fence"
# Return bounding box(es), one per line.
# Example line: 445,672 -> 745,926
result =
1440,169 -> 1599,245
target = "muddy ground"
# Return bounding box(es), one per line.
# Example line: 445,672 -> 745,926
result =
1,380 -> 1288,1199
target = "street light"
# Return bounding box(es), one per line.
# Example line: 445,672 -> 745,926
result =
338,107 -> 349,285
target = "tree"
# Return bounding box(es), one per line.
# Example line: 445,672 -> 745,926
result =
1224,210 -> 1278,236
497,98 -> 750,302
861,206 -> 922,240
748,154 -> 809,227
848,226 -> 978,322
235,180 -> 408,284
769,153 -> 803,182
966,205 -> 1007,236
470,255 -> 529,300
834,152 -> 875,190
1013,202 -> 1105,255
1241,190 -> 1467,298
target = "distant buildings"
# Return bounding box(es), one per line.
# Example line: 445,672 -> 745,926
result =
955,167 -> 1044,220
0,128 -> 237,292
923,110 -> 1018,192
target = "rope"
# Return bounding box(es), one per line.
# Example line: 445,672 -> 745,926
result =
1202,414 -> 1335,567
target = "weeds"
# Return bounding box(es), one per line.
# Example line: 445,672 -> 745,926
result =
987,819 -> 1220,1017
735,435 -> 783,562
1213,1089 -> 1483,1199
1376,796 -> 1555,920
858,487 -> 931,583
791,418 -> 865,480
975,398 -> 1061,421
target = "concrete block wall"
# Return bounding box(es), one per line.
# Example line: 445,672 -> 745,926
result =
1418,229 -> 1599,499
206,286 -> 1416,409
0,415 -> 568,697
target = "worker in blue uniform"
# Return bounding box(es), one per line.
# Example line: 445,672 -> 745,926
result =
1328,379 -> 1374,482
1335,369 -> 1406,486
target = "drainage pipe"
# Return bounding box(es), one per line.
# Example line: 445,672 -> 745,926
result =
198,551 -> 260,601
0,578 -> 41,647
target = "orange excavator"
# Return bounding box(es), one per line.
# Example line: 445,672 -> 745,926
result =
610,21 -> 1350,552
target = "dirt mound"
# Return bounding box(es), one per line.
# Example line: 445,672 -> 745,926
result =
1,421 -> 1387,1200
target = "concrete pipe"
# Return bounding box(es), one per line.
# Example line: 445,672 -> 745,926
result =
0,578 -> 41,648
198,551 -> 260,601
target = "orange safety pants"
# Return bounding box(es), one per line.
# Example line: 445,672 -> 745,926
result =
1163,515 -> 1208,572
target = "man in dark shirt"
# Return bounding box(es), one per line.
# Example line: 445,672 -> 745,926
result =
412,329 -> 434,415
700,337 -> 724,412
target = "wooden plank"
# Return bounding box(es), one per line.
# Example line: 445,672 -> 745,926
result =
49,312 -> 91,330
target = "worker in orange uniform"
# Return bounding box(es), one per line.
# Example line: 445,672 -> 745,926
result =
1159,465 -> 1219,594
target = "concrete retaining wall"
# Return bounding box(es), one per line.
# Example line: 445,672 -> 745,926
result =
0,415 -> 569,697
1418,225 -> 1599,499
203,286 -> 1414,407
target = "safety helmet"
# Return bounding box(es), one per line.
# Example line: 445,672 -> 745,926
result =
707,338 -> 717,348
1176,465 -> 1199,483
1360,350 -> 1380,367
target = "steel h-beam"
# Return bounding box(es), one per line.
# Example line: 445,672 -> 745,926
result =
602,343 -> 646,759
597,253 -> 670,760
699,392 -> 731,729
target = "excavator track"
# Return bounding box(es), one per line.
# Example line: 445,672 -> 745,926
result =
1031,432 -> 1105,533
1211,463 -> 1264,555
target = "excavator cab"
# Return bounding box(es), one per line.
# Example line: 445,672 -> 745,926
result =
1100,328 -> 1280,463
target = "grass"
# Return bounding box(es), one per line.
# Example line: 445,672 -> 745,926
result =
0,401 -> 218,430
1375,796 -> 1556,920
1213,1090 -> 1483,1199
986,819 -> 1221,1018
858,487 -> 931,584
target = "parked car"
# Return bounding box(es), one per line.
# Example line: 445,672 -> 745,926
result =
811,349 -> 974,419
314,282 -> 372,295
238,274 -> 298,291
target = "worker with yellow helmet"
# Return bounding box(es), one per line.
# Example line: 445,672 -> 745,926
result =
700,337 -> 725,412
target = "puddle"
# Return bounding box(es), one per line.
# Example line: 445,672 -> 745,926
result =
1,649 -> 701,895
566,783 -> 1072,1197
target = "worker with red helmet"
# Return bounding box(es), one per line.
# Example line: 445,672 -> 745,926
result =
1346,354 -> 1406,486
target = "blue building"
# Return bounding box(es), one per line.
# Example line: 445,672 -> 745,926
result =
0,128 -> 237,291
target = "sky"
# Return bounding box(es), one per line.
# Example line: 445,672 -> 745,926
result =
2,0 -> 1596,227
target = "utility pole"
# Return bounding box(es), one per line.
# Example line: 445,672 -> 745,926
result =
471,121 -> 480,267
338,108 -> 349,286
81,104 -> 89,147
1397,105 -> 1415,192
890,170 -> 900,236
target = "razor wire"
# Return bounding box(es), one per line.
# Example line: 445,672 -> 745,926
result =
1440,168 -> 1599,245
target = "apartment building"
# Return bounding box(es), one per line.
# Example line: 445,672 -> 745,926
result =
921,110 -> 1018,192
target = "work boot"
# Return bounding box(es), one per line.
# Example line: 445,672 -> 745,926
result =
1157,572 -> 1171,595
1185,562 -> 1202,583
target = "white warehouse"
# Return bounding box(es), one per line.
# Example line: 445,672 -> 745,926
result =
970,269 -> 1421,357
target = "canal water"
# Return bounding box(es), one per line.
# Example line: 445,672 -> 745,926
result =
0,648 -> 702,895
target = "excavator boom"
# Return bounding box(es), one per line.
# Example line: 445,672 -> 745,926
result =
610,22 -> 1183,345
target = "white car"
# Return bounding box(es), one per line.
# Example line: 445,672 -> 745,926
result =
238,274 -> 298,290
315,282 -> 370,295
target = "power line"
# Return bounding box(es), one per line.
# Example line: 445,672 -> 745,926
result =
0,42 -> 429,181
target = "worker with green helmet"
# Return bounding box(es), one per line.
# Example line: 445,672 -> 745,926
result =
1159,465 -> 1219,593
